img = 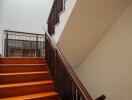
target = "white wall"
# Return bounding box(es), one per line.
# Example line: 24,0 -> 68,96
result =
0,0 -> 4,50
5,0 -> 53,34
76,3 -> 132,100
0,0 -> 4,27
0,0 -> 54,54
57,0 -> 132,67
0,0 -> 6,54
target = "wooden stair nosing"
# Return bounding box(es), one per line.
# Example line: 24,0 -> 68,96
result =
0,81 -> 55,98
0,92 -> 59,100
0,71 -> 49,76
0,64 -> 49,73
0,58 -> 46,64
0,71 -> 51,84
0,80 -> 54,88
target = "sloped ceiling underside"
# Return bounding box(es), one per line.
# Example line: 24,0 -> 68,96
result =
57,0 -> 132,67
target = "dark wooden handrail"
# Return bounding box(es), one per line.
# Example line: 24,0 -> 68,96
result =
48,0 -> 66,35
95,95 -> 106,100
46,0 -> 106,99
44,29 -> 93,100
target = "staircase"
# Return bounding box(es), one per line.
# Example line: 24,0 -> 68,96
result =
0,57 -> 60,100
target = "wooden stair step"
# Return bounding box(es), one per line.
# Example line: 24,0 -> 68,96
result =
0,57 -> 60,99
0,80 -> 55,98
0,92 -> 60,100
0,71 -> 51,84
0,58 -> 46,64
0,64 -> 48,73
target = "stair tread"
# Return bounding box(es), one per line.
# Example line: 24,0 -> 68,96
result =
0,64 -> 47,66
2,57 -> 44,58
0,71 -> 49,76
1,58 -> 46,64
0,92 -> 59,100
0,80 -> 54,88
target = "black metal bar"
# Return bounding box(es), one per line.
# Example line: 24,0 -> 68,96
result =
5,33 -> 9,57
3,30 -> 45,57
4,30 -> 45,36
36,35 -> 39,57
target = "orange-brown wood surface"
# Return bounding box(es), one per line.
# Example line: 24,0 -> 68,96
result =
0,57 -> 60,100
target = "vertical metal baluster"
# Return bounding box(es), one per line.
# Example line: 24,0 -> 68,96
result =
5,32 -> 8,57
72,84 -> 75,100
80,97 -> 83,100
35,35 -> 38,57
76,89 -> 78,100
69,79 -> 72,100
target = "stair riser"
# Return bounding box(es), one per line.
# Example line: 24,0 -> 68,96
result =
27,95 -> 60,100
0,83 -> 54,98
0,65 -> 48,73
0,73 -> 51,84
1,58 -> 45,64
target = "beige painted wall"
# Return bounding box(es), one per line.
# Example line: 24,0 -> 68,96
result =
76,3 -> 132,100
57,0 -> 132,67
